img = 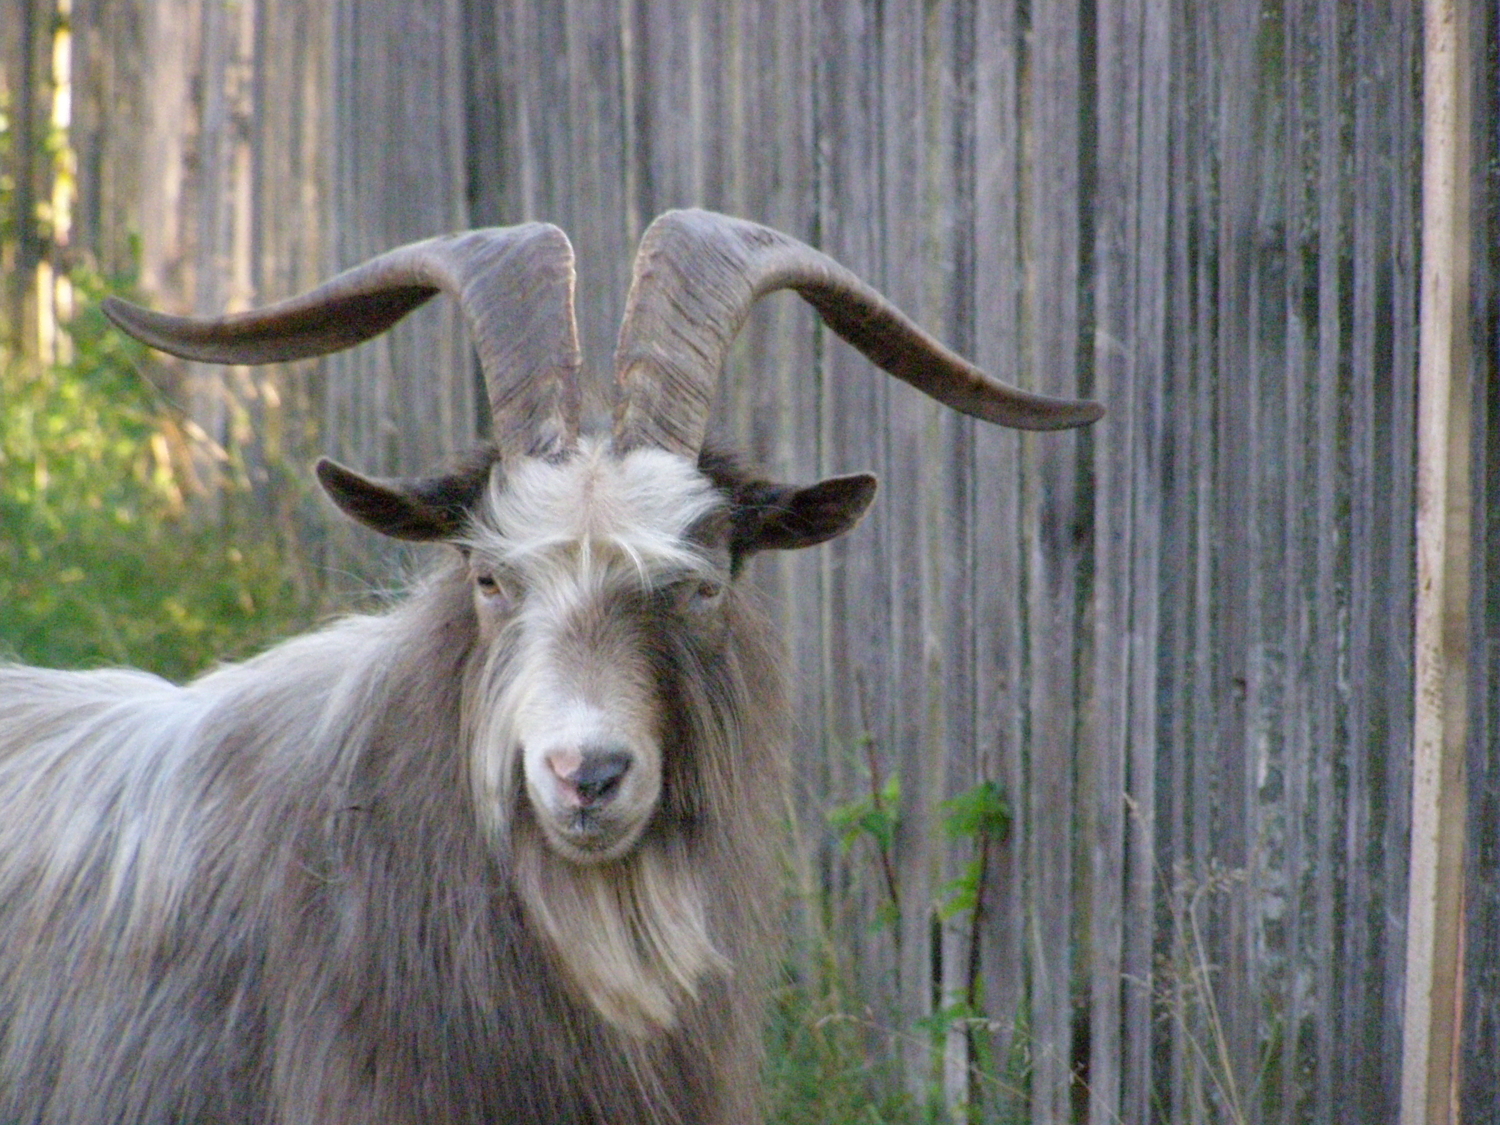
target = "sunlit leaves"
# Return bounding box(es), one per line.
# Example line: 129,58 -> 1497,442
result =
1,269 -> 319,680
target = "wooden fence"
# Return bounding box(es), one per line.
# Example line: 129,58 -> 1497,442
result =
5,0 -> 1499,1121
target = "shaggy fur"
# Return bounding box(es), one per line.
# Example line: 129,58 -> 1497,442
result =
0,445 -> 792,1124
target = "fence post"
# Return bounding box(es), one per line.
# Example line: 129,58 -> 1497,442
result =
1401,0 -> 1471,1121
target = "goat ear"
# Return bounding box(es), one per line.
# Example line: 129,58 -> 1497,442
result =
735,473 -> 878,555
315,456 -> 491,542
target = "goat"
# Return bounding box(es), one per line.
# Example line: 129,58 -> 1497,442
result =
0,210 -> 1101,1123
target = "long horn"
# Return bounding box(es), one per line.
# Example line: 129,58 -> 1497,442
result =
102,225 -> 582,456
611,210 -> 1103,456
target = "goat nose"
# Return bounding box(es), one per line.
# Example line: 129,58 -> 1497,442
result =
546,748 -> 633,807
574,750 -> 632,804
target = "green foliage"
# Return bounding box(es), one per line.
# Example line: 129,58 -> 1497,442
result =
0,269 -> 321,680
812,766 -> 1028,1120
828,768 -> 902,931
937,780 -> 1011,921
762,961 -> 926,1125
828,771 -> 901,858
940,779 -> 1011,842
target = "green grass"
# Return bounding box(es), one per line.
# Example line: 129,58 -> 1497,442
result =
761,956 -> 929,1125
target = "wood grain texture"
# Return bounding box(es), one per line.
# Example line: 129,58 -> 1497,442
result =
970,4 -> 1029,1117
1461,3 -> 1500,1117
1404,1 -> 1473,1120
1022,2 -> 1086,1118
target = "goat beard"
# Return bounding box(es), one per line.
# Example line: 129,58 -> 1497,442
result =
462,621 -> 746,1038
511,810 -> 729,1037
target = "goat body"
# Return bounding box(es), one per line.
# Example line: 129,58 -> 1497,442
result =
0,449 -> 785,1122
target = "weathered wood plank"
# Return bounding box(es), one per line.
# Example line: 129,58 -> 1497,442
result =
1401,0 -> 1473,1120
0,0 -> 26,331
1125,2 -> 1167,1119
68,0 -> 148,280
1088,0 -> 1138,1115
1211,3 -> 1260,1113
929,2 -> 980,1113
1344,2 -> 1382,1114
1378,3 -> 1420,1108
1245,10 -> 1288,1124
632,0 -> 704,212
1159,3 -> 1198,1113
244,0 -> 333,564
970,3 -> 1029,1118
1023,0 -> 1086,1117
321,0 -> 470,482
1380,10 -> 1421,1106
3,0 -> 50,347
1461,3 -> 1500,1116
1278,5 -> 1318,1119
811,0 -> 902,1076
562,0 -> 631,378
1311,2 -> 1348,1121
876,0 -> 941,1099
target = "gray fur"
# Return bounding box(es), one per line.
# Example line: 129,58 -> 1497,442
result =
0,476 -> 788,1124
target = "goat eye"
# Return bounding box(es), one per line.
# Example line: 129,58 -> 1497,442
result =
474,572 -> 513,603
670,575 -> 726,613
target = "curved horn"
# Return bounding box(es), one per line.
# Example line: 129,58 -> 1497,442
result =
611,209 -> 1103,456
102,225 -> 582,456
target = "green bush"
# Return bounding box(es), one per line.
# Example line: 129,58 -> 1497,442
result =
0,272 -> 322,680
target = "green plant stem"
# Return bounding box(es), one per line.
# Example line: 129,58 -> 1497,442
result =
854,671 -> 901,922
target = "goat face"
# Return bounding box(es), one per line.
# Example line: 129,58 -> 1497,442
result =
318,438 -> 877,864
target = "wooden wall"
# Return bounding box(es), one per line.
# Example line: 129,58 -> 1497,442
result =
1454,0 -> 1499,1118
13,0 -> 1500,1120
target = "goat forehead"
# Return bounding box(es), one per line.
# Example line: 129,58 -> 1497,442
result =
471,442 -> 722,579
